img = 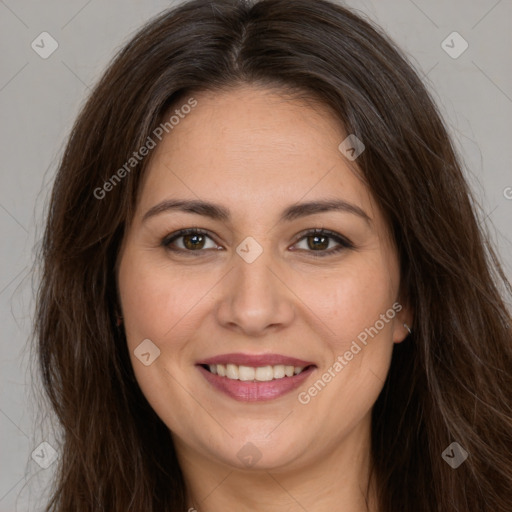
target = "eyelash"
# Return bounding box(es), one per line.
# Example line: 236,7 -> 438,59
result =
161,227 -> 354,258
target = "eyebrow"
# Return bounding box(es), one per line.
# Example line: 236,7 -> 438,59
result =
142,198 -> 372,225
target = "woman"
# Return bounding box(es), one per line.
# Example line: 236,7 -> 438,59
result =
34,0 -> 512,510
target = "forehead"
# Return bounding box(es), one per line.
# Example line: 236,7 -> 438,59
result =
137,85 -> 378,226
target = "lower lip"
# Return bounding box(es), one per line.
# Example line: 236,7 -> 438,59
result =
197,365 -> 316,402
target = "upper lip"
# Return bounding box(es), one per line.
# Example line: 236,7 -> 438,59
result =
197,353 -> 316,367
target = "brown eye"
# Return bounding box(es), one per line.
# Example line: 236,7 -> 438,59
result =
182,232 -> 206,250
306,233 -> 329,250
293,228 -> 353,257
162,229 -> 219,253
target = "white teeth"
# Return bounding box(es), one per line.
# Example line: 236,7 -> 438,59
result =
273,365 -> 285,379
255,366 -> 274,381
206,363 -> 309,381
238,365 -> 255,381
226,364 -> 239,379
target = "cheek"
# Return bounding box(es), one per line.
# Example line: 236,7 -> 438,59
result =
300,249 -> 399,409
297,264 -> 397,433
314,252 -> 398,343
117,252 -> 205,428
118,250 -> 204,345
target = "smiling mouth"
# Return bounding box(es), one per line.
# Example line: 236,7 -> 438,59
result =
200,363 -> 315,382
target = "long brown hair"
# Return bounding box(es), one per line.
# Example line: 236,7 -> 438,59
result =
33,0 -> 512,510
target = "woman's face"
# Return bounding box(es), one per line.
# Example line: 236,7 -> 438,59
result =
117,85 -> 412,472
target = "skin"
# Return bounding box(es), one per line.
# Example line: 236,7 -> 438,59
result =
117,85 -> 413,512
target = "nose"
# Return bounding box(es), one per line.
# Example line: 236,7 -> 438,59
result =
214,245 -> 295,337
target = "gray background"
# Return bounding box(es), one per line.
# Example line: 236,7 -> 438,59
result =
1,0 -> 511,510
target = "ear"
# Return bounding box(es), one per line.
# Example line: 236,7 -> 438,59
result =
392,301 -> 414,344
